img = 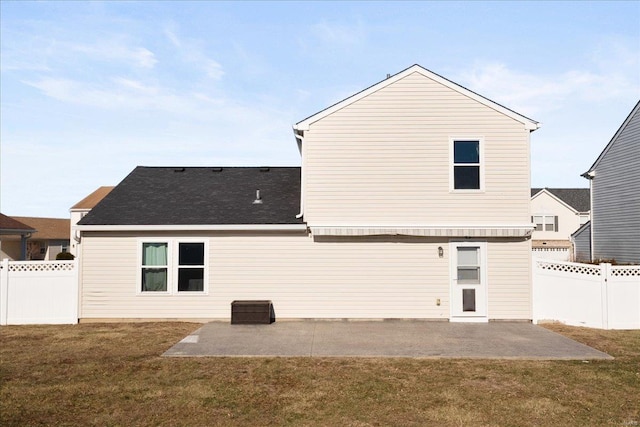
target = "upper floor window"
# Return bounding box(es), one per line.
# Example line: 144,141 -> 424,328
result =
532,215 -> 558,232
452,139 -> 482,190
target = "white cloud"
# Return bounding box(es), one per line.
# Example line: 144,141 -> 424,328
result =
163,24 -> 224,80
455,39 -> 639,118
311,19 -> 367,46
71,42 -> 158,69
22,76 -> 209,115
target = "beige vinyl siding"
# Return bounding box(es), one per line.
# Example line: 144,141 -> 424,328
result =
80,231 -> 451,320
531,192 -> 583,241
302,71 -> 531,225
80,231 -> 532,320
487,238 -> 532,319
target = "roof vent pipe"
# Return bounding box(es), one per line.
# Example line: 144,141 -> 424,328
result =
253,189 -> 263,204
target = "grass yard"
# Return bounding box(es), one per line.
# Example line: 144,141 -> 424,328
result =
1,322 -> 638,427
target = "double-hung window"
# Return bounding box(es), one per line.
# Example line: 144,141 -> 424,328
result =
177,243 -> 205,292
140,240 -> 206,294
452,139 -> 482,190
532,215 -> 558,232
142,243 -> 169,292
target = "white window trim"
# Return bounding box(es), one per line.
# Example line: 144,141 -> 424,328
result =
532,214 -> 558,232
449,137 -> 485,192
137,238 -> 209,296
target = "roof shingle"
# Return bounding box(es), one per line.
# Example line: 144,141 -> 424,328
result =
79,167 -> 303,226
531,188 -> 590,212
71,186 -> 115,210
11,217 -> 70,240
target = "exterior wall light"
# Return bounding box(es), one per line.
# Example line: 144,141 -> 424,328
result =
438,246 -> 444,258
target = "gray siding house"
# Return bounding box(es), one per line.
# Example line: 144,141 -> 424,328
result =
581,100 -> 640,264
571,221 -> 591,262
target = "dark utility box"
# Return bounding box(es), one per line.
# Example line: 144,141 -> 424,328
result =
231,300 -> 274,324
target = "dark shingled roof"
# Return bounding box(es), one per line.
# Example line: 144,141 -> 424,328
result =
531,188 -> 591,212
79,167 -> 303,226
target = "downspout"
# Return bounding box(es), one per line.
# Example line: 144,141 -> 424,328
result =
20,232 -> 32,261
587,172 -> 595,262
293,128 -> 305,219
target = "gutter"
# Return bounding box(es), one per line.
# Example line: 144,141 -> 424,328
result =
76,224 -> 308,232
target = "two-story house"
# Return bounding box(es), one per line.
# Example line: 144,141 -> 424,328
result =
75,65 -> 539,322
575,101 -> 640,263
530,188 -> 590,260
69,186 -> 114,256
1,216 -> 70,261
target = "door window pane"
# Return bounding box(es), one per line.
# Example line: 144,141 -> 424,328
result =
458,267 -> 480,284
457,247 -> 480,284
458,247 -> 479,265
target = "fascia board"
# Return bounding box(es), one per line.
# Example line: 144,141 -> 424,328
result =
293,64 -> 540,132
531,189 -> 580,214
0,228 -> 37,235
76,224 -> 308,232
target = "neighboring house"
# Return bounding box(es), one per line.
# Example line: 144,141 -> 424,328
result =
578,100 -> 640,264
75,64 -> 540,322
69,186 -> 114,256
530,188 -> 590,261
0,214 -> 36,260
8,217 -> 71,260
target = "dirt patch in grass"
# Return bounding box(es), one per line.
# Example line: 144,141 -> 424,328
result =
1,323 -> 639,426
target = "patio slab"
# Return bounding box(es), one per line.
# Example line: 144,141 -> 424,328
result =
163,320 -> 613,360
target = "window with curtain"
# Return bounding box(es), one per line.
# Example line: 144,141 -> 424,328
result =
142,242 -> 168,292
453,140 -> 481,190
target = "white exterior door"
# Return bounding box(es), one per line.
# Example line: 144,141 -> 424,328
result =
450,241 -> 488,321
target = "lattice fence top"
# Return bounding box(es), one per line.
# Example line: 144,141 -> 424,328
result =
535,259 -> 601,276
5,261 -> 76,272
611,266 -> 640,277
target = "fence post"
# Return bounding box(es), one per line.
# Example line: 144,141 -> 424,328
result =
1,259 -> 9,325
72,260 -> 79,323
600,263 -> 610,330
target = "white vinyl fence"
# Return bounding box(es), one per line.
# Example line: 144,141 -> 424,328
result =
0,259 -> 78,325
533,258 -> 640,329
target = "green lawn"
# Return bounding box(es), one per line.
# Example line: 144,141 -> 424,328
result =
1,322 -> 638,426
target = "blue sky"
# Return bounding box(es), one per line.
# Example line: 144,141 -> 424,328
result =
1,1 -> 639,218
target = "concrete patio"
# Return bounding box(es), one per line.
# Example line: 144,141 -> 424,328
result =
163,320 -> 612,360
